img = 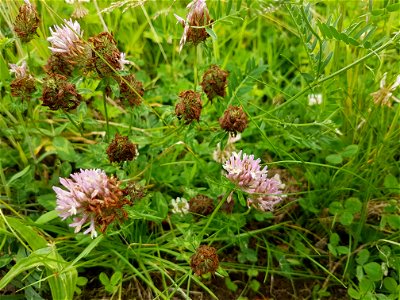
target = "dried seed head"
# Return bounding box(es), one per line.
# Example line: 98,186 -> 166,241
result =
89,32 -> 122,77
201,65 -> 229,101
175,90 -> 203,124
189,194 -> 214,216
45,53 -> 75,77
122,182 -> 145,202
106,134 -> 139,163
41,74 -> 82,111
219,105 -> 248,135
118,74 -> 144,107
190,245 -> 219,276
9,61 -> 36,99
13,0 -> 40,43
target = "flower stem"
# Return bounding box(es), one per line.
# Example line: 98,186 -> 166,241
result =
198,189 -> 233,239
103,92 -> 110,142
64,112 -> 83,135
193,45 -> 199,90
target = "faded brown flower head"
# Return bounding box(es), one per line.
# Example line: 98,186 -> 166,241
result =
201,65 -> 229,101
189,194 -> 214,216
45,53 -> 75,77
89,32 -> 122,77
190,245 -> 219,276
122,182 -> 145,202
174,0 -> 212,52
13,0 -> 40,43
41,74 -> 82,111
118,74 -> 144,107
9,61 -> 36,99
175,90 -> 203,124
370,73 -> 400,107
219,105 -> 248,135
106,134 -> 139,163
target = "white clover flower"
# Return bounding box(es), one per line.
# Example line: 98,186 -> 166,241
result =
9,61 -> 28,78
212,134 -> 241,163
371,73 -> 400,107
47,19 -> 84,55
171,197 -> 190,215
308,93 -> 323,106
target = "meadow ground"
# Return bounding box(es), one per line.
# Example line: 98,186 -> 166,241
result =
0,0 -> 399,299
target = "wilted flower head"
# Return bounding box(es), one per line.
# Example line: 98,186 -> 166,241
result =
189,194 -> 214,216
48,19 -> 86,58
118,74 -> 144,107
9,61 -> 36,99
89,32 -> 123,77
190,245 -> 219,276
65,0 -> 90,18
106,133 -> 139,163
175,90 -> 203,124
213,133 -> 241,163
308,93 -> 322,106
201,65 -> 229,101
171,197 -> 190,215
44,53 -> 75,77
371,73 -> 400,107
174,0 -> 212,52
13,0 -> 40,43
223,150 -> 284,211
41,74 -> 82,111
53,169 -> 131,238
219,105 -> 248,136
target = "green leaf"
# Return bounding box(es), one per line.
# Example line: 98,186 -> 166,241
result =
386,215 -> 400,230
356,249 -> 370,266
99,272 -> 110,285
359,277 -> 374,293
348,287 -> 361,299
339,211 -> 354,226
384,174 -> 399,192
326,154 -> 343,165
225,277 -> 238,292
330,233 -> 340,246
363,262 -> 383,281
383,277 -> 397,293
53,136 -> 77,162
341,145 -> 359,158
344,197 -> 362,214
387,3 -> 400,12
76,277 -> 88,286
329,201 -> 343,214
110,271 -> 122,286
249,279 -> 260,292
35,210 -> 59,225
205,27 -> 217,40
247,269 -> 259,277
6,165 -> 31,186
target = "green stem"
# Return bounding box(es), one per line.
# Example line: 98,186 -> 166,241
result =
103,92 -> 110,142
193,45 -> 199,90
64,112 -> 83,135
198,189 -> 233,239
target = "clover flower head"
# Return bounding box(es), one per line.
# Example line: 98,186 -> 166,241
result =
9,61 -> 28,78
371,73 -> 400,107
171,197 -> 190,215
223,150 -> 267,188
223,151 -> 284,211
53,169 -> 130,238
212,134 -> 241,163
48,19 -> 84,56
